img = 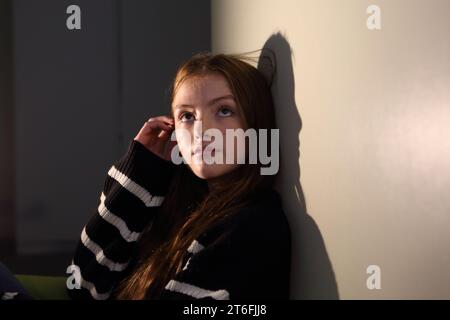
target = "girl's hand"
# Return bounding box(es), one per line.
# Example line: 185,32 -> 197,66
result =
134,116 -> 177,161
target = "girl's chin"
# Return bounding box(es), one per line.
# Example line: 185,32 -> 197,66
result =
189,163 -> 238,180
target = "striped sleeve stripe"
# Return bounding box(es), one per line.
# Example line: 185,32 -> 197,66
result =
187,239 -> 205,254
98,192 -> 141,242
71,260 -> 111,300
182,257 -> 192,271
164,280 -> 230,300
79,273 -> 112,300
107,166 -> 165,207
81,227 -> 129,272
183,239 -> 205,271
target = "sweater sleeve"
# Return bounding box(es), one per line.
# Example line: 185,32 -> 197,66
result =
67,139 -> 176,300
157,205 -> 291,300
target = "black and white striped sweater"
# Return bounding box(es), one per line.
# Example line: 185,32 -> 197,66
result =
67,140 -> 291,300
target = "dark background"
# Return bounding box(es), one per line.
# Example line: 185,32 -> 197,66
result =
0,0 -> 211,275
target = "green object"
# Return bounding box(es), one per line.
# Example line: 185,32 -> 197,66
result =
15,274 -> 70,300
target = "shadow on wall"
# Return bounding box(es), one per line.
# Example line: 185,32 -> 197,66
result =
257,33 -> 340,299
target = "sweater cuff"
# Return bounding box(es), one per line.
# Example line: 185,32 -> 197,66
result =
113,139 -> 177,196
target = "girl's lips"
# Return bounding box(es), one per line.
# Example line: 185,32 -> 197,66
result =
192,146 -> 202,155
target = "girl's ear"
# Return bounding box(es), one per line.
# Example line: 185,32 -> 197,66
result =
257,48 -> 276,87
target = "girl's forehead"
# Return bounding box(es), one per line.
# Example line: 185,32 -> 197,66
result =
172,74 -> 233,107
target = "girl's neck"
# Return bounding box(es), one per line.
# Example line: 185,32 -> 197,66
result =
207,178 -> 220,192
207,166 -> 244,192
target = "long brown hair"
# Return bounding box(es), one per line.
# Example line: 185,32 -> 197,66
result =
114,51 -> 278,299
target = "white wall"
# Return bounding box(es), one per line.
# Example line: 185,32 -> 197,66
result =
212,0 -> 450,299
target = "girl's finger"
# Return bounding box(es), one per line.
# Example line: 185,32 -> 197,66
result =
147,115 -> 174,126
157,128 -> 172,139
144,120 -> 173,132
153,129 -> 172,152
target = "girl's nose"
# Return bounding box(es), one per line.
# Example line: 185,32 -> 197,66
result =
193,116 -> 214,141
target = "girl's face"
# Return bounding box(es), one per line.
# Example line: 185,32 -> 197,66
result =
172,73 -> 246,181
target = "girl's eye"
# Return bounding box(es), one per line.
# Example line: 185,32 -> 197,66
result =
180,112 -> 195,122
218,106 -> 234,117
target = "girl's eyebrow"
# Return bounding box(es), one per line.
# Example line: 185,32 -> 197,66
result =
174,94 -> 235,110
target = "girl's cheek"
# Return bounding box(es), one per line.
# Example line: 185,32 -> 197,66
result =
175,128 -> 192,152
